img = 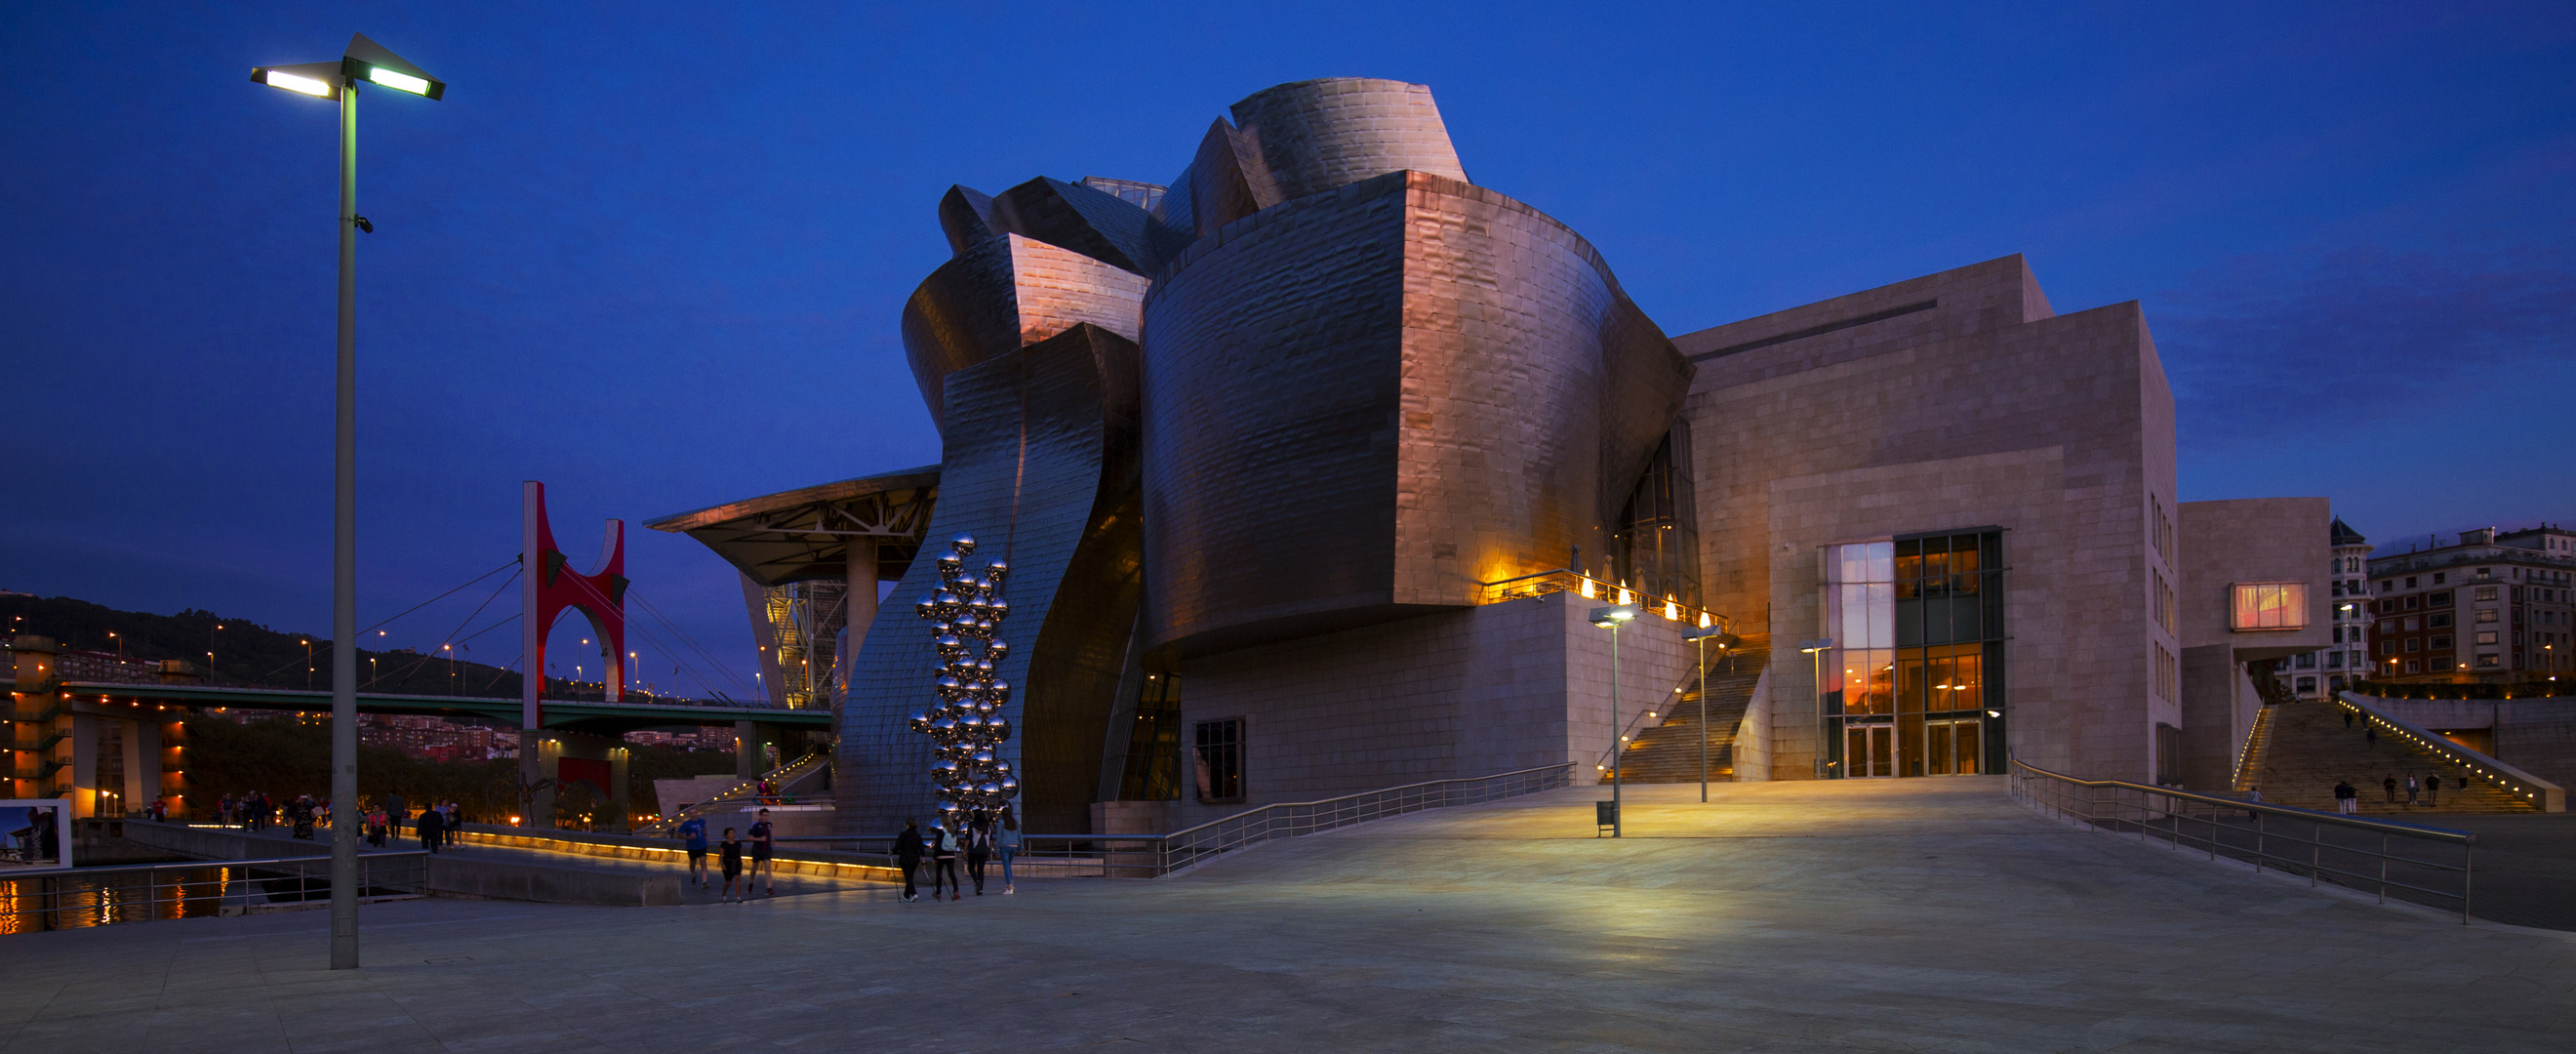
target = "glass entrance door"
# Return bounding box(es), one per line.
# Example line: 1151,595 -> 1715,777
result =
1923,718 -> 1982,775
1845,723 -> 1893,777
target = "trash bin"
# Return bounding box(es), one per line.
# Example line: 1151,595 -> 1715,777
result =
1595,800 -> 1619,837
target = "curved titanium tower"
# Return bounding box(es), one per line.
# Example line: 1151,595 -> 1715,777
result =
839,77 -> 1690,835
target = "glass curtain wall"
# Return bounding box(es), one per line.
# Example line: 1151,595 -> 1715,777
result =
1822,530 -> 2005,778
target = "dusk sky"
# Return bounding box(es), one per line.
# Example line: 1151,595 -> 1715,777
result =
5,2 -> 2570,695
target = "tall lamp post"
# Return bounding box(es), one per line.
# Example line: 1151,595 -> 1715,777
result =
1590,605 -> 1638,836
1799,638 -> 1834,778
251,32 -> 445,972
1681,626 -> 1740,801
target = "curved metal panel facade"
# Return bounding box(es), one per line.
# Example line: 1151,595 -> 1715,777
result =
1141,171 -> 1689,656
839,323 -> 1143,836
899,234 -> 1147,432
1229,78 -> 1469,202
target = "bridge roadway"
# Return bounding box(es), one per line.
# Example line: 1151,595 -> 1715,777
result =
10,778 -> 2572,1051
56,681 -> 832,737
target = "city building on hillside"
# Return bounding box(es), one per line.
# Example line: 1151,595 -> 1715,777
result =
2276,518 -> 2375,700
2366,525 -> 2576,683
358,713 -> 501,761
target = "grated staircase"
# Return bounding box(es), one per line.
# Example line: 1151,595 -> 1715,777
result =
1602,632 -> 1769,784
2238,698 -> 2534,815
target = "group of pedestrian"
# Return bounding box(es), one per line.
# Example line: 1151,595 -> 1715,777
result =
890,805 -> 1019,903
676,807 -> 778,902
219,790 -> 276,831
2332,771 -> 2468,811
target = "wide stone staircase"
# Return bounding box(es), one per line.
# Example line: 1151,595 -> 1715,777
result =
2237,697 -> 2535,815
1602,632 -> 1769,784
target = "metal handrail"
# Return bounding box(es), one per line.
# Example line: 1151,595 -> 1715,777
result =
636,751 -> 829,833
1,851 -> 430,933
2008,756 -> 2476,923
784,764 -> 1578,880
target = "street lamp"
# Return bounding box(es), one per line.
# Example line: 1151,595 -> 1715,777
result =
251,31 -> 444,973
1800,638 -> 1834,778
1590,605 -> 1638,836
1681,625 -> 1740,802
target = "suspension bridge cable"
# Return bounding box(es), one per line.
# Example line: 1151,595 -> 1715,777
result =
624,587 -> 761,697
373,568 -> 521,691
552,574 -> 748,702
358,558 -> 518,637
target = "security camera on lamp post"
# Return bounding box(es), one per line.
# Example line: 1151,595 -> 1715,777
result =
1590,605 -> 1639,836
250,30 -> 444,975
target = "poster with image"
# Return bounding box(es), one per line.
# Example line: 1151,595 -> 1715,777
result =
1,801 -> 71,872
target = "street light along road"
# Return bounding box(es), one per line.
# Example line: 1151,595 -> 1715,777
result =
249,30 -> 445,974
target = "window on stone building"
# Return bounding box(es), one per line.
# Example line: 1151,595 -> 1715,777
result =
2295,675 -> 2316,693
2430,613 -> 2451,628
2429,590 -> 2451,606
2476,587 -> 2499,601
2431,635 -> 2452,650
2476,654 -> 2502,669
2296,652 -> 2316,669
1193,717 -> 1244,802
2231,583 -> 2307,630
2405,660 -> 2422,673
2326,651 -> 2343,668
2477,609 -> 2499,624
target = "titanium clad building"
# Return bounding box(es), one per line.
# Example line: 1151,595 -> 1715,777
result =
650,78 -> 2328,837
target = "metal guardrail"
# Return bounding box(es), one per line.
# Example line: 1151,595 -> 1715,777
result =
777,763 -> 1578,879
2334,691 -> 2563,811
636,751 -> 829,834
1,852 -> 430,934
2009,756 -> 2476,923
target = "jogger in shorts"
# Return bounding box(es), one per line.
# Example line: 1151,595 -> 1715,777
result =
677,815 -> 709,890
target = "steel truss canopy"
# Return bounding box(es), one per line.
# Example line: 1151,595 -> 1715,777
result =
252,32 -> 446,101
646,466 -> 940,588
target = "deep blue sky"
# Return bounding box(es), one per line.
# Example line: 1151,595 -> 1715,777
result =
5,2 -> 2570,693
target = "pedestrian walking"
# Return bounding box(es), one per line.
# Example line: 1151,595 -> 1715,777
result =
894,818 -> 925,903
2366,725 -> 2378,750
997,804 -> 1021,895
2244,786 -> 2262,820
2344,710 -> 2354,729
2333,780 -> 2357,815
677,815 -> 710,889
218,793 -> 233,826
966,813 -> 993,895
2404,773 -> 2420,807
2383,775 -> 2397,803
718,828 -> 745,902
2424,773 -> 2439,807
929,823 -> 962,901
417,802 -> 444,852
749,808 -> 777,897
292,795 -> 316,840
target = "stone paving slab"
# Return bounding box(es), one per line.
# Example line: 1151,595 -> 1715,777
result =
4,777 -> 2571,1052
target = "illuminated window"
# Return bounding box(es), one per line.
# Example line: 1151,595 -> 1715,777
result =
2230,582 -> 2308,630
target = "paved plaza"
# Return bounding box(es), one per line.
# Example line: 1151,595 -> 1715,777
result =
6,779 -> 2572,1052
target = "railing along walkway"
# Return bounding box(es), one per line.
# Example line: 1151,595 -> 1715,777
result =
779,763 -> 1577,879
1,852 -> 430,934
2010,757 -> 2477,923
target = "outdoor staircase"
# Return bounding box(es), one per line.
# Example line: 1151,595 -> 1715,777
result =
2239,698 -> 2535,815
1602,632 -> 1769,784
635,751 -> 830,834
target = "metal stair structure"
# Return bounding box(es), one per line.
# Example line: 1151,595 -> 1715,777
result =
635,751 -> 830,835
1602,632 -> 1769,784
2237,696 -> 2536,815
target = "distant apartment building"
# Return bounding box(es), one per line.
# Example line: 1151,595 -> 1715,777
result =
2277,518 -> 2376,699
2365,525 -> 2576,683
358,713 -> 500,761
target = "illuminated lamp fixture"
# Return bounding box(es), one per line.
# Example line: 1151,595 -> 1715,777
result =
1590,604 -> 1638,835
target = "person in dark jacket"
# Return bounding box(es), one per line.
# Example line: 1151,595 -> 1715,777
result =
893,819 -> 925,903
416,804 -> 444,853
966,814 -> 994,896
719,828 -> 745,902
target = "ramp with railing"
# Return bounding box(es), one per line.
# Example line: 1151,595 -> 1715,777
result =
2010,756 -> 2478,923
1,852 -> 429,934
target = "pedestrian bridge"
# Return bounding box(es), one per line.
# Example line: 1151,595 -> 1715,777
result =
53,680 -> 831,737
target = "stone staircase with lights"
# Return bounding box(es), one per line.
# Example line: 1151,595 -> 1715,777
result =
2238,697 -> 2536,815
1602,633 -> 1769,784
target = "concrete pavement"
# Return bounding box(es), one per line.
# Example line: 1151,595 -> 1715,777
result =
5,778 -> 2571,1051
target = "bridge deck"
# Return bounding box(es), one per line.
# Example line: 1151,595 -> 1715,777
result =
54,681 -> 830,734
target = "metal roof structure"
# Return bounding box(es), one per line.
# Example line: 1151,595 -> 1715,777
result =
644,466 -> 939,588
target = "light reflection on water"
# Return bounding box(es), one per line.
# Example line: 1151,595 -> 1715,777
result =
1,867 -> 319,934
